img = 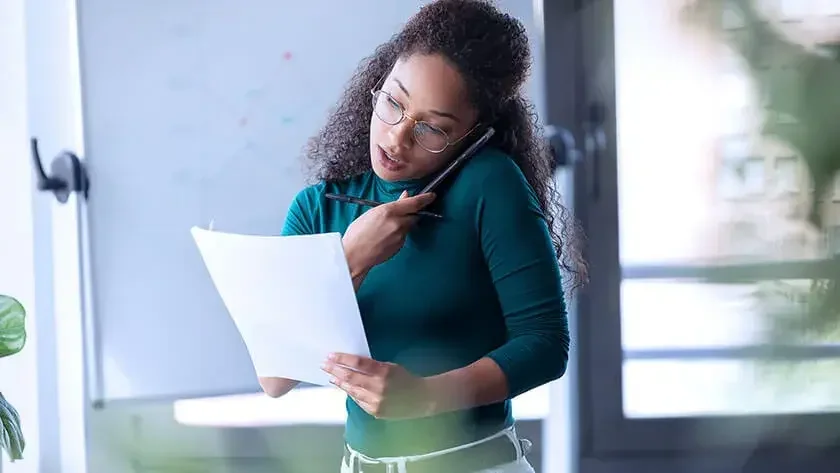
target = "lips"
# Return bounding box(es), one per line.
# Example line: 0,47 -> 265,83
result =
377,145 -> 406,172
381,146 -> 402,162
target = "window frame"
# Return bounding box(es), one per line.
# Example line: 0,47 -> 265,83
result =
541,0 -> 840,462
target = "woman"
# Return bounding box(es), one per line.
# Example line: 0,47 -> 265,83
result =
260,0 -> 587,471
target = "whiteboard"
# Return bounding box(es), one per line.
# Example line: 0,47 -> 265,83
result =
77,0 -> 543,404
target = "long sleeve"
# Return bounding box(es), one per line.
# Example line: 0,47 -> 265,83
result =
478,158 -> 570,398
280,185 -> 321,236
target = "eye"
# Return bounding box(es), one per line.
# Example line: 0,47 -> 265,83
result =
416,122 -> 445,136
386,95 -> 402,110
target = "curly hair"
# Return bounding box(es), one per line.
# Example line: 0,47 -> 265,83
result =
303,0 -> 588,291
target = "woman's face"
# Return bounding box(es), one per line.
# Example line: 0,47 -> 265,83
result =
369,53 -> 479,182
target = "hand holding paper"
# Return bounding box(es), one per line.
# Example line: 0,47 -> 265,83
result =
191,227 -> 371,387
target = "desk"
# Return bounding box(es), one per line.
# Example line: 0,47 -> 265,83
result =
174,385 -> 550,427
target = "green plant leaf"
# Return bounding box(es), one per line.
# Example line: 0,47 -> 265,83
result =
0,295 -> 26,358
0,392 -> 24,461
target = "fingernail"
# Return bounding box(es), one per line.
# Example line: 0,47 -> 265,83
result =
327,353 -> 337,360
400,190 -> 408,198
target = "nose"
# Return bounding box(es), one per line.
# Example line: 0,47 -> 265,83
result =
387,116 -> 414,150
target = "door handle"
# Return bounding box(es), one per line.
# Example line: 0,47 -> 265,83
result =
545,125 -> 579,174
30,137 -> 89,203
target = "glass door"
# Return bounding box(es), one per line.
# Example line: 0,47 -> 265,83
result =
576,0 -> 840,454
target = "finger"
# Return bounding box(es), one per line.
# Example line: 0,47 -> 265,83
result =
327,353 -> 383,375
350,395 -> 380,418
389,192 -> 436,214
322,363 -> 379,392
391,190 -> 417,217
329,378 -> 380,415
332,378 -> 376,406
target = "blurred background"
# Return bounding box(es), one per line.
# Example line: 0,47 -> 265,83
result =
1,0 -> 839,472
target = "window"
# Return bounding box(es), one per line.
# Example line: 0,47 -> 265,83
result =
578,0 -> 840,456
773,155 -> 801,195
720,155 -> 766,200
833,174 -> 840,202
828,226 -> 840,254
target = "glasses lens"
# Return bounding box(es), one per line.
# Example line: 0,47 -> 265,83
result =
414,122 -> 448,153
372,91 -> 403,125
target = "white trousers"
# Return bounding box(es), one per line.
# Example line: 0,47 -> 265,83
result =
339,426 -> 536,473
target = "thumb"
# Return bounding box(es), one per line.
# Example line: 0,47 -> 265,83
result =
392,192 -> 436,213
414,192 -> 436,207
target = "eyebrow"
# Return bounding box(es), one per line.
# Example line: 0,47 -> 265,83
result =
393,78 -> 461,122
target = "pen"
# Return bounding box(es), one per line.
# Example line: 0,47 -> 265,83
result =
324,193 -> 443,219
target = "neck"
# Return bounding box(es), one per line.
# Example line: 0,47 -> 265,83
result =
373,173 -> 434,198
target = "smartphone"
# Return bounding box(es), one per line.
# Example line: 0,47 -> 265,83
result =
416,127 -> 496,195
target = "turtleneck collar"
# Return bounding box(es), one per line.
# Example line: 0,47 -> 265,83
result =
373,172 -> 434,198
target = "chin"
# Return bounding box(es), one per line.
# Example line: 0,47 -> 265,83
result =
371,160 -> 405,182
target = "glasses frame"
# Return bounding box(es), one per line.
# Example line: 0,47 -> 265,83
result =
369,77 -> 480,154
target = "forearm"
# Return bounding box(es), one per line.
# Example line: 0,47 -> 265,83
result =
486,333 -> 569,398
423,357 -> 509,415
423,333 -> 569,415
258,377 -> 300,398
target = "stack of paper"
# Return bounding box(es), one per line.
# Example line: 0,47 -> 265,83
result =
191,227 -> 370,386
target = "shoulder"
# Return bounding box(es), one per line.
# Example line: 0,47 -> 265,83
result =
457,150 -> 555,259
448,147 -> 541,213
289,181 -> 327,208
283,174 -> 372,235
282,182 -> 326,236
288,173 -> 367,210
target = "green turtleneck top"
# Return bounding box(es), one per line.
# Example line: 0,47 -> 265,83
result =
281,147 -> 569,457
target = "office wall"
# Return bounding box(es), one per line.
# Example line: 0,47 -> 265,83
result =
0,1 -> 40,471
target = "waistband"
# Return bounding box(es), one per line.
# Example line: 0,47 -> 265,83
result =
343,426 -> 532,473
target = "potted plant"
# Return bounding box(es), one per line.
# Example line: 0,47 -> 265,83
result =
0,294 -> 26,461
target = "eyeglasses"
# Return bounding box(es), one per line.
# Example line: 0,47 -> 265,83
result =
370,88 -> 478,154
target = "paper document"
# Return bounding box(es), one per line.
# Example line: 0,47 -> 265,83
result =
191,227 -> 370,386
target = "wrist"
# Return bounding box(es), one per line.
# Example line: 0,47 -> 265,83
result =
419,374 -> 462,417
417,377 -> 440,417
342,238 -> 371,278
419,358 -> 505,416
